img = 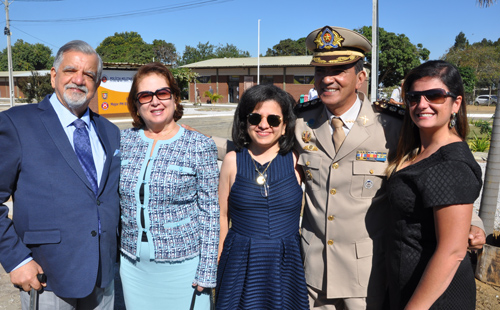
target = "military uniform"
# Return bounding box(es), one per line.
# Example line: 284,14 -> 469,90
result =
211,25 -> 484,310
295,92 -> 401,308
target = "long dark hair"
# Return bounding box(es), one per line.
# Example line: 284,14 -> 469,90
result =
387,60 -> 469,176
232,84 -> 296,154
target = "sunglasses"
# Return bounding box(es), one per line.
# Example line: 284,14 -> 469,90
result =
405,88 -> 456,106
247,113 -> 282,127
136,87 -> 172,104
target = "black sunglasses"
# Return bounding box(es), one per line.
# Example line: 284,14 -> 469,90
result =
405,88 -> 456,106
136,87 -> 172,104
247,113 -> 282,127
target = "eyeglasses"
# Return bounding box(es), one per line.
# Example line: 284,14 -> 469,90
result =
247,113 -> 282,127
405,88 -> 456,106
136,87 -> 172,104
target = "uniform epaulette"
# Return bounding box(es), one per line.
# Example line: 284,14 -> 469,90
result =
294,98 -> 323,114
373,100 -> 405,118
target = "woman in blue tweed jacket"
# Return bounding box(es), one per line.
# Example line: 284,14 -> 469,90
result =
119,62 -> 219,309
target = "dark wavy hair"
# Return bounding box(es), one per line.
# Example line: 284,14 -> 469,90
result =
232,84 -> 296,154
387,60 -> 469,176
127,62 -> 184,128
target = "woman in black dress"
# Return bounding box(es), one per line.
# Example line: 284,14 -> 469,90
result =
385,60 -> 482,309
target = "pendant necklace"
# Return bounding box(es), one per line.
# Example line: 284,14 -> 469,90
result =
250,154 -> 275,185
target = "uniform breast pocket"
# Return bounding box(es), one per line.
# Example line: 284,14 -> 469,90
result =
298,153 -> 322,192
350,161 -> 386,198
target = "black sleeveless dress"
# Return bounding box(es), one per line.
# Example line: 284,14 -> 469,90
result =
386,141 -> 482,309
216,149 -> 309,310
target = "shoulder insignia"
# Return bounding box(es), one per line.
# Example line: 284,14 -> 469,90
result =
373,99 -> 405,119
294,98 -> 323,114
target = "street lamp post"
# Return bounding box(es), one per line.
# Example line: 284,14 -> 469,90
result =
4,0 -> 15,107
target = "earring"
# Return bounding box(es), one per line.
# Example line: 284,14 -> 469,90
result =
449,112 -> 457,129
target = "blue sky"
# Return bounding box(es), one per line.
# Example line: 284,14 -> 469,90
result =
1,0 -> 499,61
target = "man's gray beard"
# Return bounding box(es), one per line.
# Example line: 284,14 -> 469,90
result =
63,85 -> 89,110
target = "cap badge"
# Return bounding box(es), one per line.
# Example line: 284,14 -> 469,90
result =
314,27 -> 344,50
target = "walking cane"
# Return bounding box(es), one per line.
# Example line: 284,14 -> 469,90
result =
29,273 -> 46,310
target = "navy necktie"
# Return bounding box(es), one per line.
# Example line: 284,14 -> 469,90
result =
73,119 -> 98,195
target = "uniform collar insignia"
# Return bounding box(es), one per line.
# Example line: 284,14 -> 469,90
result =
302,131 -> 312,143
359,115 -> 369,125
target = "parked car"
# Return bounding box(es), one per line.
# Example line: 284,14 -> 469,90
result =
474,95 -> 497,106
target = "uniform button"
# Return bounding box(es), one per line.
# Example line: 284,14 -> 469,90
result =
327,240 -> 334,245
91,231 -> 97,237
330,188 -> 337,195
328,215 -> 335,221
332,163 -> 339,169
96,200 -> 101,205
369,169 -> 374,174
306,161 -> 311,166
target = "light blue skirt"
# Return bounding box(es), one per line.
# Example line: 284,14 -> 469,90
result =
120,241 -> 211,310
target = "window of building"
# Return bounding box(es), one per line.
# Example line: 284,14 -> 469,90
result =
196,76 -> 211,83
260,75 -> 274,85
294,75 -> 314,84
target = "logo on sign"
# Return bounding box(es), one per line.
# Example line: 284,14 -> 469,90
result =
101,102 -> 109,110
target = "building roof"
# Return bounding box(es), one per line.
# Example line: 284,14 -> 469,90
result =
0,70 -> 51,78
181,56 -> 313,69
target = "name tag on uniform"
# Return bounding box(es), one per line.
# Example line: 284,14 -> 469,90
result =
356,151 -> 387,162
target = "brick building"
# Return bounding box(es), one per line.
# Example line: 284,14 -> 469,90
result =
181,55 -> 369,103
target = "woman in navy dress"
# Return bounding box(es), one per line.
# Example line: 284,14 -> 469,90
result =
385,60 -> 482,309
216,84 -> 309,309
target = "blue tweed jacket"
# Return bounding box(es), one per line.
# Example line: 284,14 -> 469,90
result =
119,126 -> 219,287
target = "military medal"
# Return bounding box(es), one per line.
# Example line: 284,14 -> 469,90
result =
356,150 -> 387,162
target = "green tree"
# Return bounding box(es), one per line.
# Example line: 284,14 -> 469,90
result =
179,42 -> 250,65
204,90 -> 223,103
452,32 -> 469,50
215,43 -> 250,58
96,32 -> 154,64
443,40 -> 500,88
179,42 -> 216,65
457,67 -> 477,95
17,71 -> 53,103
477,0 -> 496,7
170,67 -> 198,99
265,37 -> 310,56
356,26 -> 430,87
152,39 -> 178,65
0,39 -> 53,71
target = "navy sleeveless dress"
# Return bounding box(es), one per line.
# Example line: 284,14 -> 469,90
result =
216,149 -> 309,310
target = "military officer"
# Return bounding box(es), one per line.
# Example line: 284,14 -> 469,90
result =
184,25 -> 485,310
295,26 -> 484,310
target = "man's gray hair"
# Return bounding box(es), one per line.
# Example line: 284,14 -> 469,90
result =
53,40 -> 103,83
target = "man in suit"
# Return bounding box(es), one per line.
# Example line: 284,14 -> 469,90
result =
295,26 -> 484,310
0,40 -> 120,309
